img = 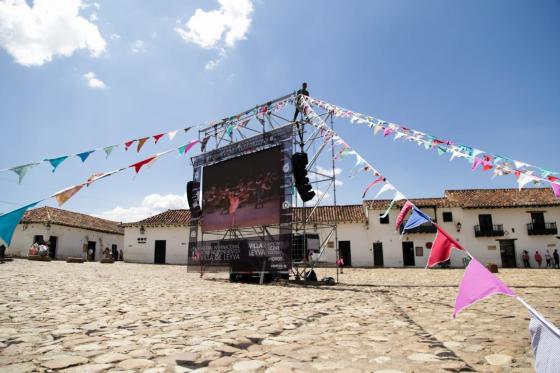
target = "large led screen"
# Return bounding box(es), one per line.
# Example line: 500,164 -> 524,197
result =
201,146 -> 282,232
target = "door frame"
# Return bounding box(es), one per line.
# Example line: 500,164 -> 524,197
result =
339,240 -> 351,267
373,242 -> 384,267
154,240 -> 166,264
498,239 -> 517,268
402,241 -> 415,266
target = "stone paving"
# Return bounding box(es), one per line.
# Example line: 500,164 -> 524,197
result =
1,260 -> 559,372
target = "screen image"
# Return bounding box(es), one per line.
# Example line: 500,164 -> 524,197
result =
201,146 -> 282,232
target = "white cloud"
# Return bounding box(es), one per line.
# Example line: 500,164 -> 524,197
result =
131,39 -> 145,54
109,33 -> 121,40
95,193 -> 188,223
89,11 -> 97,21
83,71 -> 106,89
0,0 -> 106,66
176,0 -> 253,50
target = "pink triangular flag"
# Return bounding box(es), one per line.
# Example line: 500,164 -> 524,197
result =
453,257 -> 516,318
551,182 -> 560,198
395,201 -> 414,231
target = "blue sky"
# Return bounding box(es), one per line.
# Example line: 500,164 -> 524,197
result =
0,0 -> 559,221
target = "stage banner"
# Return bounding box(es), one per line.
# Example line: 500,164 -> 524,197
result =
187,235 -> 291,272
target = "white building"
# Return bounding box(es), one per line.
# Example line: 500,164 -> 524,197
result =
8,206 -> 124,261
123,188 -> 560,268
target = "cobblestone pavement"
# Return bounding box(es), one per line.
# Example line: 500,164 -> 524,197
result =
1,260 -> 559,372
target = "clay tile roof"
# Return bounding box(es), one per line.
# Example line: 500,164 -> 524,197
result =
293,205 -> 367,224
444,188 -> 560,208
21,207 -> 123,235
123,209 -> 192,227
363,197 -> 454,210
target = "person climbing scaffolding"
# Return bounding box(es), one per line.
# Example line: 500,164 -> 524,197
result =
293,82 -> 309,121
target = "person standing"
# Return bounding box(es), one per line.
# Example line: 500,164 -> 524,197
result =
535,250 -> 542,268
522,250 -> 530,268
0,244 -> 6,264
337,256 -> 344,274
554,249 -> 560,269
293,82 -> 309,121
545,250 -> 552,268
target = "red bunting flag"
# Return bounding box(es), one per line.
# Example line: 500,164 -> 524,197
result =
361,176 -> 385,199
395,201 -> 414,231
130,156 -> 157,174
427,224 -> 464,268
153,134 -> 165,144
137,137 -> 149,152
124,140 -> 135,151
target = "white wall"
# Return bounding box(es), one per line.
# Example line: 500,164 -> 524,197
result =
365,206 -> 560,268
8,223 -> 123,261
124,226 -> 191,265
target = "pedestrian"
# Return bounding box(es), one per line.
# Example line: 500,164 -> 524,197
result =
545,250 -> 552,268
0,244 -> 6,264
337,256 -> 344,274
119,248 -> 124,261
554,249 -> 560,269
522,250 -> 530,268
535,250 -> 542,268
88,247 -> 94,261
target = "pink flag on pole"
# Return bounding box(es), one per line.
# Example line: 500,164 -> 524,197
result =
453,257 -> 516,318
395,201 -> 414,231
427,224 -> 464,268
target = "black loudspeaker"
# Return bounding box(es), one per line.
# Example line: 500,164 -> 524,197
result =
291,152 -> 315,202
186,181 -> 200,216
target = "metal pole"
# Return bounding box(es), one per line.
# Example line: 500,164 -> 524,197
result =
330,113 -> 339,284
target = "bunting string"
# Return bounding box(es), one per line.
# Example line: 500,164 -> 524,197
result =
299,95 -> 560,360
0,140 -> 201,248
304,96 -> 560,198
0,94 -> 296,184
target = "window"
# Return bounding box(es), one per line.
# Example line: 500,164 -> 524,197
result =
478,214 -> 493,229
379,215 -> 389,224
33,235 -> 44,244
442,212 -> 453,222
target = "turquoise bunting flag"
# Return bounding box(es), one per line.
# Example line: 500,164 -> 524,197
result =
0,201 -> 40,246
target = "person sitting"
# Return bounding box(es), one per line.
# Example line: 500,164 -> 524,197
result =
38,244 -> 48,257
29,243 -> 39,256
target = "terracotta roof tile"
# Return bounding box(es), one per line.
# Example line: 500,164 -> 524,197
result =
123,209 -> 192,227
293,205 -> 367,224
22,207 -> 123,235
445,188 -> 560,208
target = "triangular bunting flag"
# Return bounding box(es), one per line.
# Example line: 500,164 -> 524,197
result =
453,257 -> 515,318
54,184 -> 84,206
153,134 -> 165,144
226,125 -> 234,138
46,156 -> 69,172
86,170 -> 119,186
395,201 -> 414,231
130,156 -> 157,174
10,163 -> 39,184
184,126 -> 192,134
427,224 -> 464,268
550,182 -> 560,198
517,172 -> 536,190
103,145 -> 117,158
124,140 -> 135,151
374,182 -> 395,199
76,150 -> 95,163
168,130 -> 178,140
436,146 -> 447,156
178,140 -> 200,156
403,207 -> 432,231
525,303 -> 560,372
0,201 -> 40,246
380,190 -> 406,218
373,124 -> 383,135
361,176 -> 385,198
393,131 -> 406,141
200,136 -> 210,152
137,137 -> 149,152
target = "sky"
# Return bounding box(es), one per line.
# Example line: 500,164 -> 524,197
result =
0,0 -> 559,222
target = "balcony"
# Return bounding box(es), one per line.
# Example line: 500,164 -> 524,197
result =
527,222 -> 558,236
474,224 -> 504,237
400,221 -> 437,234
